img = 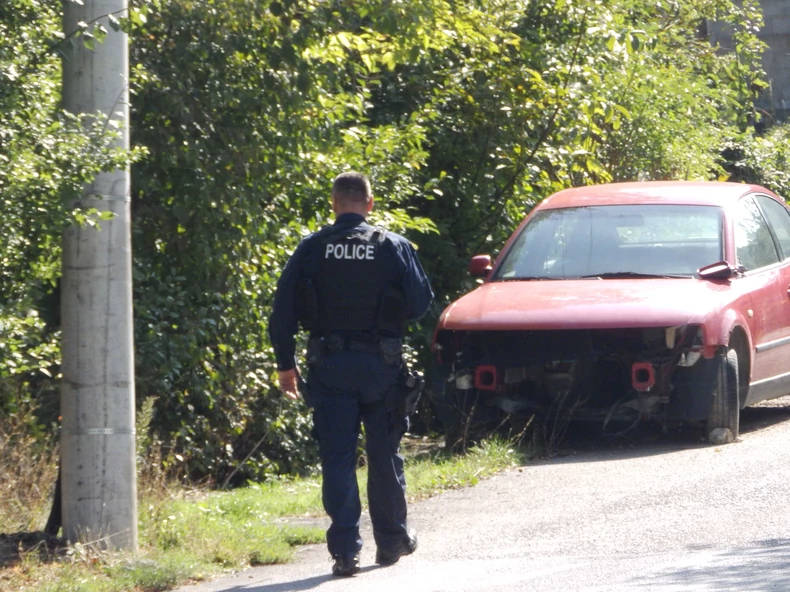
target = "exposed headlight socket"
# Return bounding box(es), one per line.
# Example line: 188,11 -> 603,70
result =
474,365 -> 498,391
632,362 -> 656,392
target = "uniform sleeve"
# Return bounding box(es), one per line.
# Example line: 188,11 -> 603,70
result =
267,239 -> 312,371
395,239 -> 434,322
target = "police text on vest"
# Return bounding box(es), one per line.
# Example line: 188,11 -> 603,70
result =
325,243 -> 376,260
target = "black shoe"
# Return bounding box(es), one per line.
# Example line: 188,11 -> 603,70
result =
375,530 -> 418,566
332,553 -> 360,577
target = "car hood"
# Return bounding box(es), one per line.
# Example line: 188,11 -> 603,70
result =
438,278 -> 731,331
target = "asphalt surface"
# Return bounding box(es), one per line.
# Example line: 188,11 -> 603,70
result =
175,399 -> 790,592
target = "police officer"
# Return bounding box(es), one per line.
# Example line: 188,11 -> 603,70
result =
268,172 -> 434,577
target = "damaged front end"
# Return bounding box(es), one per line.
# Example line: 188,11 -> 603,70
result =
431,325 -> 714,438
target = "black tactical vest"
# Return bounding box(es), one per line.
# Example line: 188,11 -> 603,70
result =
314,225 -> 400,336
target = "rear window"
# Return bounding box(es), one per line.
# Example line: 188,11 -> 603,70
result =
494,204 -> 723,280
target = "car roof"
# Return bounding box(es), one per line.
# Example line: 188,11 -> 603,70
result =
539,181 -> 776,210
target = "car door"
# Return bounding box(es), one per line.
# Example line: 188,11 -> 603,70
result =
733,195 -> 786,402
749,194 -> 790,398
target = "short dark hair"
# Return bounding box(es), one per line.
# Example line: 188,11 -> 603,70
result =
332,172 -> 372,205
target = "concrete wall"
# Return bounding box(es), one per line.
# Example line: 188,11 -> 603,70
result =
757,0 -> 790,121
711,0 -> 790,123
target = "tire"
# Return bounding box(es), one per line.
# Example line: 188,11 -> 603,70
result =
706,347 -> 740,442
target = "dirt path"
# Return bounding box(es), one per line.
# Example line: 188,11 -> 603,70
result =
176,399 -> 790,592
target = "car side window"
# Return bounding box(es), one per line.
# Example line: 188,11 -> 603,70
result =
755,194 -> 790,260
735,196 -> 781,271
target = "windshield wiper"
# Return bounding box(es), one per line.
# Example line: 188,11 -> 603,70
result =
497,276 -> 556,281
579,271 -> 687,279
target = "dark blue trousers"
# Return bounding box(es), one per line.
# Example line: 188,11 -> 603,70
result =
308,351 -> 409,557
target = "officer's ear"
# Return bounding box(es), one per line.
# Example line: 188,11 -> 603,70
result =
366,196 -> 374,214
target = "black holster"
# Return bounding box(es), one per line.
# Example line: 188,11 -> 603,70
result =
386,361 -> 424,417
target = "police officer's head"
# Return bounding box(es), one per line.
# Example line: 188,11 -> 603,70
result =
332,172 -> 373,217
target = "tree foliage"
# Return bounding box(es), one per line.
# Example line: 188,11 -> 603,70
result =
0,0 -> 134,423
0,0 -> 779,483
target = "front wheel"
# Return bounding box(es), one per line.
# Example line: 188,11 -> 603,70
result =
706,347 -> 740,443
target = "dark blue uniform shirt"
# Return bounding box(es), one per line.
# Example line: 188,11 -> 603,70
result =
268,213 -> 434,371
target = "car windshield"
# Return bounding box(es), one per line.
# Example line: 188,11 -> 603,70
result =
494,204 -> 723,280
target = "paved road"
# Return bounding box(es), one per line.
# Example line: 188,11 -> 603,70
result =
176,400 -> 790,592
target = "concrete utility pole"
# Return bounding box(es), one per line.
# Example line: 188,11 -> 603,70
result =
60,0 -> 137,550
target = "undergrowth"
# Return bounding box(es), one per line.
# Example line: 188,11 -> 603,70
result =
0,402 -> 523,592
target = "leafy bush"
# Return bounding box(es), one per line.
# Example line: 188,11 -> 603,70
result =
724,123 -> 790,195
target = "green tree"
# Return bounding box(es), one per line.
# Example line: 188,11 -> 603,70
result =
0,0 -> 132,422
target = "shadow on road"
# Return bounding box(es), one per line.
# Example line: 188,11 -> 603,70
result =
740,401 -> 790,434
520,398 -> 790,466
200,565 -> 381,592
632,538 -> 790,591
205,575 -> 331,592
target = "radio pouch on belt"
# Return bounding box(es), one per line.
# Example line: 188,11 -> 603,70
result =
378,337 -> 402,366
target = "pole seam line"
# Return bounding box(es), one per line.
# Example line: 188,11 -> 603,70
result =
60,428 -> 136,435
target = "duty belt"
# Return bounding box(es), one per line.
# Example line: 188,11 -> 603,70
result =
326,334 -> 380,354
307,334 -> 403,367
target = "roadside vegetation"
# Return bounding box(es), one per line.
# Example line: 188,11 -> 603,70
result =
4,0 -> 790,588
2,0 -> 779,485
0,409 -> 520,592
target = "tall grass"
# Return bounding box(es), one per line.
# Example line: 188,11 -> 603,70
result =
0,405 -> 523,592
0,404 -> 58,534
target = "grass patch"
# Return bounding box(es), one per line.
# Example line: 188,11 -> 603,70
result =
405,438 -> 522,497
0,436 -> 522,592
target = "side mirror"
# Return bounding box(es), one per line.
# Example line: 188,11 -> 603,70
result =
698,260 -> 736,280
469,255 -> 492,278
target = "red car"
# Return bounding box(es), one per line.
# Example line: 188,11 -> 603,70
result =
431,181 -> 790,445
